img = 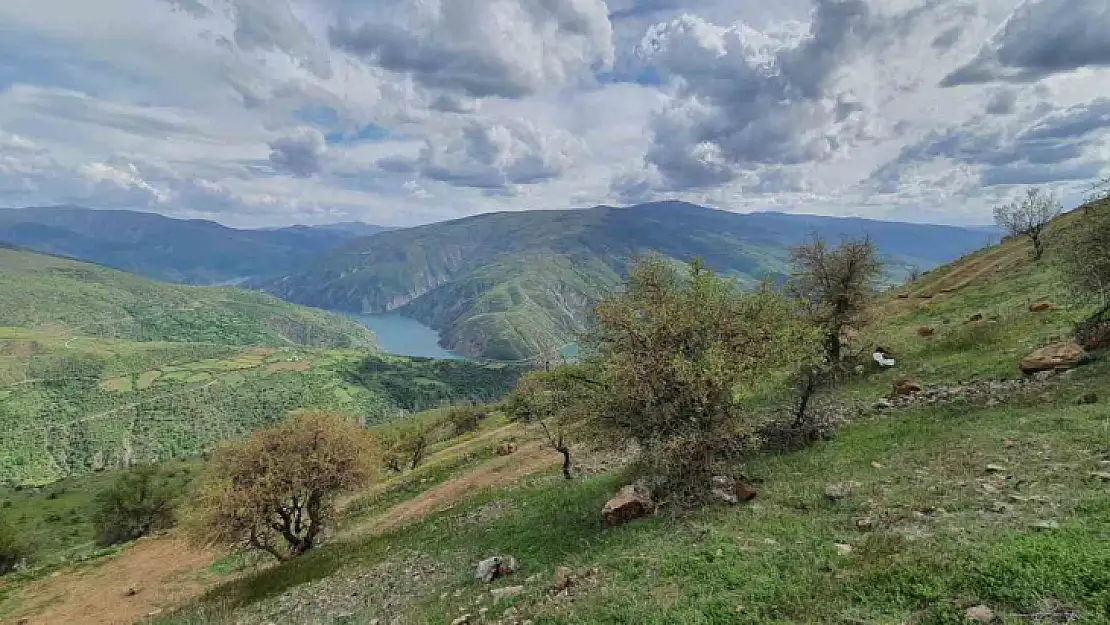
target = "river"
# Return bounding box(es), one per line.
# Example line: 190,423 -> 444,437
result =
352,313 -> 468,360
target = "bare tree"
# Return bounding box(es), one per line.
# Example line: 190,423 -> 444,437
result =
994,187 -> 1063,260
540,421 -> 573,480
187,411 -> 377,561
788,235 -> 883,366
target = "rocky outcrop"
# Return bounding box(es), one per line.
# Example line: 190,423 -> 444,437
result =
1020,342 -> 1085,374
601,485 -> 655,528
475,556 -> 518,583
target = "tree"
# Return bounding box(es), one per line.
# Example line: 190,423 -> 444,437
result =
788,235 -> 882,366
187,411 -> 377,561
0,516 -> 29,575
93,465 -> 179,546
587,258 -> 822,502
994,187 -> 1063,260
1058,200 -> 1110,342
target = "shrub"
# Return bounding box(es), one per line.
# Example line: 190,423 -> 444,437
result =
446,404 -> 486,437
0,516 -> 29,575
585,258 -> 821,503
92,465 -> 179,546
187,411 -> 377,561
1057,200 -> 1110,340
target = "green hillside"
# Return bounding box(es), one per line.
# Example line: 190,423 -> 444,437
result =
132,204 -> 1110,625
0,246 -> 377,349
263,202 -> 995,360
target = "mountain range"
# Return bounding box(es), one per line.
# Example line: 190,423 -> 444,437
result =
261,201 -> 998,360
0,206 -> 388,285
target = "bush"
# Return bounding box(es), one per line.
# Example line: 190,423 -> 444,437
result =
581,259 -> 821,503
446,404 -> 487,437
187,411 -> 377,561
92,465 -> 180,546
0,517 -> 29,575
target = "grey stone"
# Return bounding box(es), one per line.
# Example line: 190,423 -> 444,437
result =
490,585 -> 524,601
965,604 -> 995,622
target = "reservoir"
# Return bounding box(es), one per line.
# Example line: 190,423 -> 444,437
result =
353,313 -> 467,360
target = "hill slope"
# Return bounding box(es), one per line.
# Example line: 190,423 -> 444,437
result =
263,202 -> 997,359
0,246 -> 377,349
0,206 -> 386,284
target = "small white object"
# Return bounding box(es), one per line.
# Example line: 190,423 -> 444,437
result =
872,351 -> 896,367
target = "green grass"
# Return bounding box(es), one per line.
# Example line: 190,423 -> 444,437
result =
0,247 -> 377,349
162,368 -> 1110,624
0,331 -> 524,486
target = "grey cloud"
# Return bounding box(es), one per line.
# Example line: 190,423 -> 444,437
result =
232,0 -> 332,79
383,120 -> 581,191
874,98 -> 1110,191
985,89 -> 1017,115
630,0 -> 875,192
329,0 -> 613,100
942,0 -> 1110,86
163,0 -> 212,17
269,127 -> 327,177
931,25 -> 962,50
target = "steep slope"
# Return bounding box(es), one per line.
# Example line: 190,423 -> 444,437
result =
0,246 -> 377,349
0,206 -> 385,284
264,202 -> 996,359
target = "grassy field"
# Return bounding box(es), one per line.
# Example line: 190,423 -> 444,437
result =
134,210 -> 1110,625
0,246 -> 377,349
0,328 -> 524,486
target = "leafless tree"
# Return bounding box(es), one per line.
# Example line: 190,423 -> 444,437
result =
994,187 -> 1063,260
540,421 -> 573,480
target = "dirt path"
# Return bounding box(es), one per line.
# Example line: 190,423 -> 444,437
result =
345,441 -> 560,539
6,537 -> 220,625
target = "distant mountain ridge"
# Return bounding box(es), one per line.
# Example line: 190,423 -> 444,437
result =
261,201 -> 997,360
0,206 -> 388,285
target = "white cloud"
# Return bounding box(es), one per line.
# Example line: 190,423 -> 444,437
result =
0,0 -> 1108,228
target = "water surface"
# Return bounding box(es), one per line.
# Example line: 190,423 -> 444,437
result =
353,313 -> 467,360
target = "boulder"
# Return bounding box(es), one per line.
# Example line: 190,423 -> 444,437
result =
1029,301 -> 1057,313
601,485 -> 655,528
1081,323 -> 1110,350
892,377 -> 922,396
824,481 -> 862,501
553,567 -> 576,593
916,326 -> 935,338
965,605 -> 995,623
1019,342 -> 1085,374
475,556 -> 518,583
497,442 -> 517,456
967,313 -> 984,323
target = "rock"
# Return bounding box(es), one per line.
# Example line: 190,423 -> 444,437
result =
475,556 -> 518,583
490,585 -> 524,601
833,543 -> 853,556
147,609 -> 163,617
497,442 -> 517,456
916,326 -> 935,337
1029,301 -> 1057,313
874,398 -> 893,410
601,485 -> 655,528
968,313 -> 984,323
965,604 -> 995,622
1089,472 -> 1110,481
1032,520 -> 1060,531
553,567 -> 576,592
892,377 -> 922,396
451,615 -> 472,625
124,586 -> 139,597
18,619 -> 29,625
855,517 -> 874,531
1033,370 -> 1055,382
1081,322 -> 1110,350
871,461 -> 884,469
710,475 -> 757,505
896,292 -> 909,299
1020,342 -> 1085,374
824,481 -> 862,501
985,464 -> 1006,473
1080,392 -> 1099,405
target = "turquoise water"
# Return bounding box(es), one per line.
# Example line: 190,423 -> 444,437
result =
353,313 -> 467,360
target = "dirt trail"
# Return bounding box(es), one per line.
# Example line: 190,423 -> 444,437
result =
345,441 -> 559,539
7,538 -> 220,625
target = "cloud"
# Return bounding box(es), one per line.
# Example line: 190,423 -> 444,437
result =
941,0 -> 1110,86
382,118 -> 584,191
269,126 -> 328,177
985,89 -> 1017,115
329,0 -> 615,99
622,0 -> 876,192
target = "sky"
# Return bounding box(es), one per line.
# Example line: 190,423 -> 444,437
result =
0,0 -> 1108,229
